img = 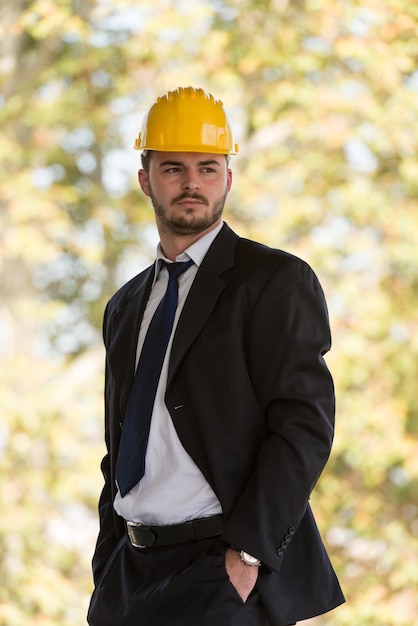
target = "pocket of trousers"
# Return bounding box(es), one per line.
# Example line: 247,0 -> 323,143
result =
209,540 -> 251,605
93,535 -> 126,591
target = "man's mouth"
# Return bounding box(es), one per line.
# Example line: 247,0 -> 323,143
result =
173,193 -> 208,207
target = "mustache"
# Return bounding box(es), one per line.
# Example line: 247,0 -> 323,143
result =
172,192 -> 209,206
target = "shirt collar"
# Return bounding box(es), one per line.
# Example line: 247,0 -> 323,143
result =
152,221 -> 224,284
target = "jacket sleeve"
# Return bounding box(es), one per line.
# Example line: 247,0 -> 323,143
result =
221,256 -> 335,573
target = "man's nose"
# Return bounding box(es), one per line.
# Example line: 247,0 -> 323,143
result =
182,169 -> 200,191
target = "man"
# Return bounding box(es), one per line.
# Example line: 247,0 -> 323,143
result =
88,86 -> 344,626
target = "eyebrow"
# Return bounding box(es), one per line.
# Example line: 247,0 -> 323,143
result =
158,159 -> 222,168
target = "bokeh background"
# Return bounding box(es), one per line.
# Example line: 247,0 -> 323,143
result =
1,1 -> 417,624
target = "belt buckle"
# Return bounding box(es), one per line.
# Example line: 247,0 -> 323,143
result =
127,521 -> 156,549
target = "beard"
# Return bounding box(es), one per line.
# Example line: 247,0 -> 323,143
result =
149,187 -> 228,236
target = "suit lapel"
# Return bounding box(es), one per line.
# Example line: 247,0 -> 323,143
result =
168,224 -> 238,385
107,223 -> 239,404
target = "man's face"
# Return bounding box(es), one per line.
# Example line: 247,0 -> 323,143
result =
138,152 -> 232,237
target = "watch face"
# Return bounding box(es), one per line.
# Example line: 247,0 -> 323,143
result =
240,551 -> 261,566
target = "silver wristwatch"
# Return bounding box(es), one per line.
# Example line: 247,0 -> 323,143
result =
237,549 -> 261,566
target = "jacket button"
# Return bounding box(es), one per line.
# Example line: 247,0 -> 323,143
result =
277,547 -> 284,557
289,527 -> 295,535
285,534 -> 291,542
281,541 -> 288,549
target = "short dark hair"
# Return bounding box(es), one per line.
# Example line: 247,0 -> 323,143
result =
141,150 -> 153,174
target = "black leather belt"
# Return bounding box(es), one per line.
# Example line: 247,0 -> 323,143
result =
126,515 -> 224,549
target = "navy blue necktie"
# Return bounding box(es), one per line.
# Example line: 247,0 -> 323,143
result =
116,259 -> 193,497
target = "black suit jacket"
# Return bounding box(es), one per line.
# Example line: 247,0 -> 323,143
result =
92,223 -> 344,624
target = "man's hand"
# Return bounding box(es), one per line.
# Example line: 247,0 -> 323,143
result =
224,547 -> 259,603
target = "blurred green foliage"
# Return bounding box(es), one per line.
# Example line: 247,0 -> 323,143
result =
1,0 -> 417,624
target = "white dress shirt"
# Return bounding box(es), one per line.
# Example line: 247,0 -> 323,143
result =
113,223 -> 223,525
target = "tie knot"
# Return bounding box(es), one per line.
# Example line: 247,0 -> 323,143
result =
164,259 -> 194,280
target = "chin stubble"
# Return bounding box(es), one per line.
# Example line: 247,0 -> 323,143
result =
150,190 -> 227,236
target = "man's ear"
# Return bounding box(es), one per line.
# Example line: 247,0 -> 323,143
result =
227,168 -> 233,192
138,169 -> 150,196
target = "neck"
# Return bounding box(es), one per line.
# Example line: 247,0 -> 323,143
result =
157,221 -> 221,261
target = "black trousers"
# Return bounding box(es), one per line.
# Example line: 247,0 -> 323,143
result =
87,535 -> 293,626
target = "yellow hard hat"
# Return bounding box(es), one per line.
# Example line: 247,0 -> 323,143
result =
134,86 -> 239,155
